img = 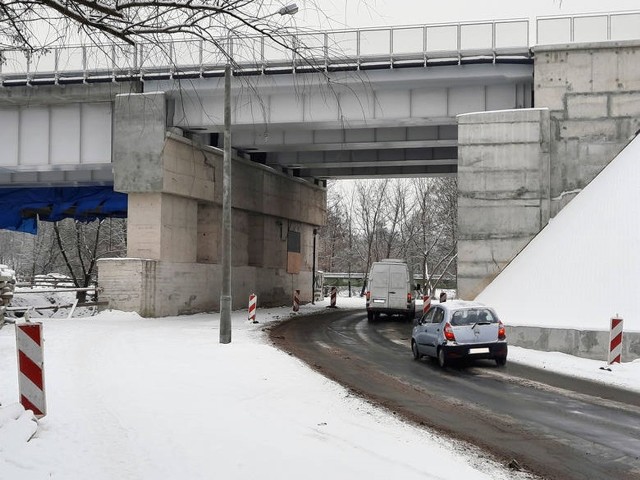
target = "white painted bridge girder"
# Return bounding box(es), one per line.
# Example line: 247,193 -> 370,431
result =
151,63 -> 532,178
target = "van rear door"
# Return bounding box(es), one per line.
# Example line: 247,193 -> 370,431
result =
388,264 -> 408,310
370,264 -> 389,307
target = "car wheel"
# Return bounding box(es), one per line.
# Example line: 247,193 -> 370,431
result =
367,311 -> 373,321
437,348 -> 447,368
411,341 -> 421,360
495,356 -> 507,367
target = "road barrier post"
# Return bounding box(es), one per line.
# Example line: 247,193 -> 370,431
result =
15,322 -> 47,418
329,286 -> 337,308
293,289 -> 300,312
248,294 -> 257,323
423,295 -> 431,314
607,316 -> 623,365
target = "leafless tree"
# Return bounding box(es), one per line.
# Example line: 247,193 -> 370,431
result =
52,218 -> 127,300
318,183 -> 350,273
407,177 -> 457,295
351,178 -> 389,293
1,1 -> 306,50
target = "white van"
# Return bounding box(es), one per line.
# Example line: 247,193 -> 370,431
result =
365,259 -> 416,321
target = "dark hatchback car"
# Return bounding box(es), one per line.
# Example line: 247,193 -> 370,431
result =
411,300 -> 507,367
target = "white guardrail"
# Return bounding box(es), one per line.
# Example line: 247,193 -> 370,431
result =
0,11 -> 638,81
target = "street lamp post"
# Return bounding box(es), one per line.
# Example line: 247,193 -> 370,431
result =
220,3 -> 299,344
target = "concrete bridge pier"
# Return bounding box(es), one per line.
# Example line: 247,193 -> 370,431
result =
97,92 -> 325,317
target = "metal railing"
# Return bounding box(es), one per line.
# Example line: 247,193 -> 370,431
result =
0,18 -> 531,83
537,10 -> 640,45
0,11 -> 638,83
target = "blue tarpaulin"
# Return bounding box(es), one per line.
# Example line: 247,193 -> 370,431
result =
0,186 -> 127,234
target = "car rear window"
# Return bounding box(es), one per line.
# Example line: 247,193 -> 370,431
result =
450,308 -> 496,326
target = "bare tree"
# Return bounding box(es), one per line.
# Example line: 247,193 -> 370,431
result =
318,183 -> 349,273
351,179 -> 388,294
407,177 -> 457,295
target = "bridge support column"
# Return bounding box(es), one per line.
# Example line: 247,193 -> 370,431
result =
98,92 -> 325,317
457,108 -> 551,299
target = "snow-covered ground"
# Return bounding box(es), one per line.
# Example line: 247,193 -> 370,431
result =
1,293 -> 638,480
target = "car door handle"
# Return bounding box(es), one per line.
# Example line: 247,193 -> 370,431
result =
389,291 -> 396,294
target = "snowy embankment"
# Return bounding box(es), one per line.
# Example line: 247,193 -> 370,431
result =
476,134 -> 640,333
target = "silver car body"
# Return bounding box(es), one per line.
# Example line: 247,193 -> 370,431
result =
411,300 -> 507,366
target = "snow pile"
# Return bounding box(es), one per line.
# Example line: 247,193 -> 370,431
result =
0,265 -> 16,325
477,134 -> 640,332
0,403 -> 38,453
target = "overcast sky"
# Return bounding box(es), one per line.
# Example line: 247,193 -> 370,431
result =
299,0 -> 640,29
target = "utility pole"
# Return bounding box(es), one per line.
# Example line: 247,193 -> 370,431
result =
219,4 -> 299,343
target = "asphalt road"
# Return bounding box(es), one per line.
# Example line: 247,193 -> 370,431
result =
269,308 -> 640,480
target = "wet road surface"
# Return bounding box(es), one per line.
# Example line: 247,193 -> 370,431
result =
270,309 -> 640,480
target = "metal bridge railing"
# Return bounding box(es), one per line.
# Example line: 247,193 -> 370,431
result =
537,10 -> 640,45
0,18 -> 531,83
0,11 -> 638,83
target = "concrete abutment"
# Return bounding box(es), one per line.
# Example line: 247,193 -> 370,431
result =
457,40 -> 640,300
98,92 -> 325,317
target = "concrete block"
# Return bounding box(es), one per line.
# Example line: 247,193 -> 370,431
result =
611,92 -> 640,117
534,85 -> 566,111
458,108 -> 547,125
507,326 -> 640,361
113,92 -> 167,193
458,144 -> 545,171
535,53 -> 569,87
566,94 -> 608,118
457,237 -> 532,263
459,121 -> 541,144
558,119 -> 618,140
565,50 -> 594,93
590,50 -> 620,92
617,49 -> 640,90
619,117 -> 640,139
458,204 -> 542,236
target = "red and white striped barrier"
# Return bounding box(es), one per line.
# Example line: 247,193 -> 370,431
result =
248,294 -> 257,323
423,295 -> 431,314
15,323 -> 47,418
607,316 -> 624,365
293,289 -> 300,312
330,286 -> 337,308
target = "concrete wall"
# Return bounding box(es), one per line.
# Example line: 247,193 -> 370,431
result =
97,259 -> 313,317
99,92 -> 325,317
508,325 -> 640,362
534,40 -> 640,215
458,41 -> 640,299
457,109 -> 551,299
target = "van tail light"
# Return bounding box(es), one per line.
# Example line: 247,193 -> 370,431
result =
498,321 -> 506,340
443,322 -> 455,341
366,291 -> 371,301
407,292 -> 412,303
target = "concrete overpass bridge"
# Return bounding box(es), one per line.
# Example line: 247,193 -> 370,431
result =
1,10 -> 639,315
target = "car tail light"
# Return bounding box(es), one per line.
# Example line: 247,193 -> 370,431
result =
407,292 -> 412,303
443,322 -> 455,341
498,321 -> 506,340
